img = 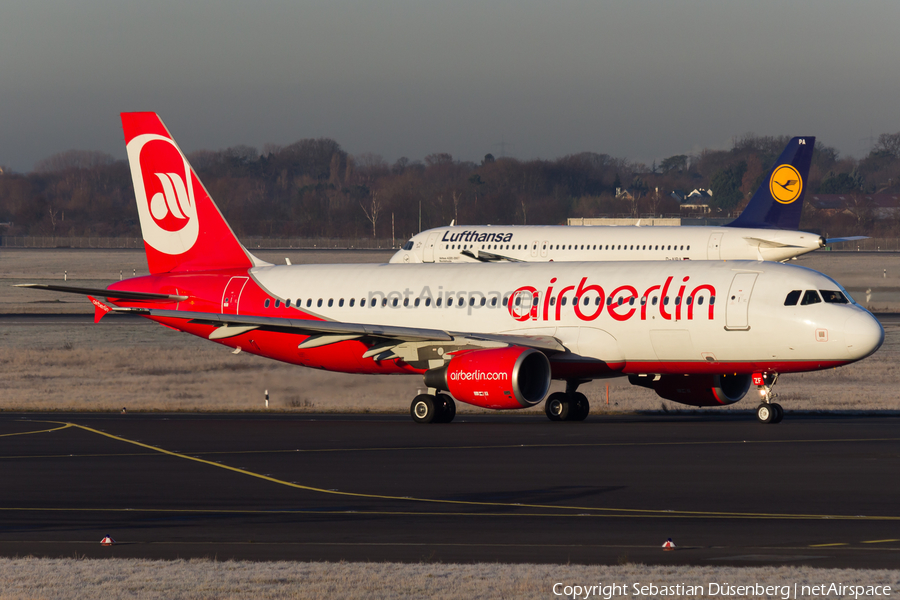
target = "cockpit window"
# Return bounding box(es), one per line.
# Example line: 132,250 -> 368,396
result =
800,290 -> 822,305
784,290 -> 801,306
821,290 -> 849,304
402,240 -> 414,250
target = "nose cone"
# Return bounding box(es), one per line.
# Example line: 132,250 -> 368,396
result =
845,311 -> 884,360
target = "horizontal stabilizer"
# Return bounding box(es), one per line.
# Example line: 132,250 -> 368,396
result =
742,237 -> 800,249
15,283 -> 187,302
825,236 -> 869,244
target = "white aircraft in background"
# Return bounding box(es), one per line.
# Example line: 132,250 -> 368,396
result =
391,137 -> 864,265
19,114 -> 884,425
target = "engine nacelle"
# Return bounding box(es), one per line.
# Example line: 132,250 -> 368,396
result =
628,373 -> 752,407
424,346 -> 551,410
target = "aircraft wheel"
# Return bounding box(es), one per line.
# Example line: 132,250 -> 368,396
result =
570,393 -> 590,421
756,403 -> 775,424
771,403 -> 784,424
435,393 -> 456,423
545,392 -> 569,422
411,394 -> 438,424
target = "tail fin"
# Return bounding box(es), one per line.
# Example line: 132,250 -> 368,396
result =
725,136 -> 815,230
122,112 -> 258,274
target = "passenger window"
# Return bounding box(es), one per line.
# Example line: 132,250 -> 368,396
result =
652,297 -> 658,306
437,298 -> 443,307
414,298 -> 420,307
285,299 -> 291,307
426,298 -> 432,306
275,300 -> 281,308
687,245 -> 690,250
382,298 -> 388,307
481,297 -> 486,306
458,297 -> 465,307
350,298 -> 355,307
491,297 -> 497,307
561,297 -> 568,306
307,299 -> 312,308
821,290 -> 849,304
392,298 -> 398,307
663,297 -> 669,305
370,298 -> 377,307
469,297 -> 475,306
801,290 -> 822,305
317,299 -> 322,307
675,296 -> 681,305
698,297 -> 704,305
264,299 -> 270,308
328,299 -> 333,307
784,290 -> 801,306
339,298 -> 344,307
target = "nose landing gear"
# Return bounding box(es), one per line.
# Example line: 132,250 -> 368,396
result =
754,372 -> 783,424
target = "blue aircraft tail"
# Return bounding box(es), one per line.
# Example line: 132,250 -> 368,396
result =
725,136 -> 815,230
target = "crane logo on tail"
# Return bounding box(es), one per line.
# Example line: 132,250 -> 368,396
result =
769,164 -> 803,204
125,134 -> 199,255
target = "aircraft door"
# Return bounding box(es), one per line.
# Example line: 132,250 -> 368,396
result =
541,241 -> 549,258
423,233 -> 438,263
531,241 -> 539,258
222,276 -> 249,314
725,273 -> 758,330
707,232 -> 723,259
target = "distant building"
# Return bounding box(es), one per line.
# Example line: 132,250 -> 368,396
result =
809,194 -> 900,218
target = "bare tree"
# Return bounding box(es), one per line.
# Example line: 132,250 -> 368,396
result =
451,190 -> 463,223
360,190 -> 381,238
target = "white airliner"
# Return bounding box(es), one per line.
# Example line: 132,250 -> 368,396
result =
19,114 -> 884,425
391,137 -> 863,265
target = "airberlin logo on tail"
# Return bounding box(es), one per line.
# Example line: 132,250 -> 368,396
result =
770,164 -> 803,204
126,134 -> 199,255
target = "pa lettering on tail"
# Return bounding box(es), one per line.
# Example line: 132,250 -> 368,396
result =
726,136 -> 815,230
122,112 -> 260,274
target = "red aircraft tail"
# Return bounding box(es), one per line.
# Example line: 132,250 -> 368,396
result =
121,112 -> 256,274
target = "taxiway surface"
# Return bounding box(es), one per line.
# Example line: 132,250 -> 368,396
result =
1,412 -> 898,567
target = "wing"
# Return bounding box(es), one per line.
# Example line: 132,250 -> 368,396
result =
122,307 -> 566,365
460,248 -> 525,263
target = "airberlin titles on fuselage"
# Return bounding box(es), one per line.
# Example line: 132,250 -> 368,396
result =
362,274 -> 715,324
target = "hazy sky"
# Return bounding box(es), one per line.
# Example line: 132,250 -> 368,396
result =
2,0 -> 899,173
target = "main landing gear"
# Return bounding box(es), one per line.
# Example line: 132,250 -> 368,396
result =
545,381 -> 590,422
754,372 -> 784,424
410,393 -> 456,424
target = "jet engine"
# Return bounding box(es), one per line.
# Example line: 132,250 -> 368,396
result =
628,373 -> 752,407
424,346 -> 551,410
